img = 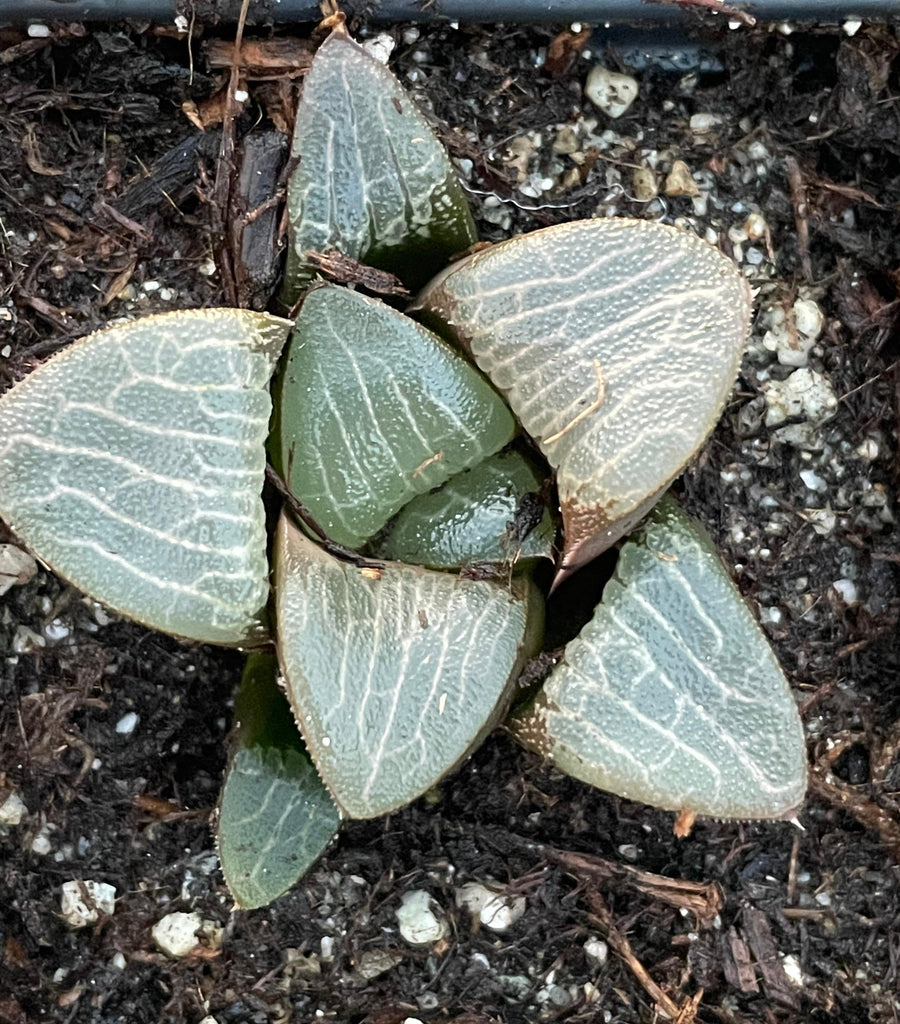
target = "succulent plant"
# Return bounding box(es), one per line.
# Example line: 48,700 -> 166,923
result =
0,23 -> 806,910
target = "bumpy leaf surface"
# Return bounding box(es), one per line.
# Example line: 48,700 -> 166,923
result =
275,515 -> 539,818
417,218 -> 752,583
283,27 -> 476,298
218,652 -> 341,910
510,497 -> 807,820
378,448 -> 555,569
0,309 -> 290,645
276,285 -> 515,549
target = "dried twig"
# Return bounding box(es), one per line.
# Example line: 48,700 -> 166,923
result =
586,890 -> 703,1022
784,155 -> 813,283
809,763 -> 900,859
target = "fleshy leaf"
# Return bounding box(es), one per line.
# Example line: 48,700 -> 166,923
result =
217,651 -> 341,910
275,285 -> 516,549
416,218 -> 753,584
275,514 -> 541,818
0,309 -> 291,645
510,496 -> 807,820
283,26 -> 477,300
377,448 -> 555,570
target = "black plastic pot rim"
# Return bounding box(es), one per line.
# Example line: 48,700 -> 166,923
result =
2,0 -> 898,25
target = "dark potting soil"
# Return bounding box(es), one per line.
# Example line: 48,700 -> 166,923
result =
1,11 -> 899,1024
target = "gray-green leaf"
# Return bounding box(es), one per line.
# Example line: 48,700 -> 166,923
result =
283,26 -> 477,300
275,285 -> 516,549
275,514 -> 541,818
0,309 -> 291,645
510,496 -> 807,820
377,448 -> 555,570
218,651 -> 341,910
416,218 -> 752,584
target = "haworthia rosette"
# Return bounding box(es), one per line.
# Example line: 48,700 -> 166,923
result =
0,309 -> 291,645
275,285 -> 516,549
283,26 -> 477,299
416,218 -> 753,584
510,497 -> 807,820
378,448 -> 555,570
217,652 -> 341,910
275,515 -> 541,819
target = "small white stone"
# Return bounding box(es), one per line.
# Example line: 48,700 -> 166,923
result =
27,23 -> 51,37
856,438 -> 879,460
233,89 -> 249,103
0,544 -> 37,597
142,280 -> 161,293
782,953 -> 803,985
480,893 -> 526,932
763,368 -> 838,427
842,18 -> 862,36
0,790 -> 28,825
174,14 -> 189,31
585,66 -> 638,119
44,620 -> 70,642
320,935 -> 334,960
832,579 -> 858,604
152,911 -> 203,957
455,881 -> 493,915
60,880 -> 116,929
799,469 -> 827,492
362,32 -> 395,64
115,712 -> 139,736
806,507 -> 837,535
583,936 -> 608,964
744,211 -> 767,239
689,112 -> 722,134
31,832 -> 52,855
110,952 -> 127,970
396,890 -> 447,946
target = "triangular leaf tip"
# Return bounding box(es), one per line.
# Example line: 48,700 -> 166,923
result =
218,652 -> 341,909
0,309 -> 291,645
283,28 -> 477,300
511,496 -> 807,821
275,285 -> 516,549
275,514 -> 542,819
416,218 -> 754,584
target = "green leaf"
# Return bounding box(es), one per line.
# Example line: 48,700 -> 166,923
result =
217,652 -> 341,910
377,448 -> 555,570
510,497 -> 807,820
275,514 -> 542,818
416,219 -> 753,585
283,26 -> 477,300
0,309 -> 291,646
275,285 -> 516,549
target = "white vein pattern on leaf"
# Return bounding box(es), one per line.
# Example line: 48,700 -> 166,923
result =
604,601 -> 787,796
470,249 -> 688,331
564,656 -> 724,796
24,482 -> 251,557
51,535 -> 260,618
0,435 -> 247,496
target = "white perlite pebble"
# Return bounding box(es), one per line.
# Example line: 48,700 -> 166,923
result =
115,712 -> 139,736
152,911 -> 223,957
832,578 -> 858,604
455,881 -> 525,932
763,368 -> 838,427
480,892 -> 526,932
60,880 -> 116,929
0,544 -> 38,597
584,66 -> 638,119
362,32 -> 395,64
0,790 -> 28,825
396,890 -> 447,946
762,297 -> 824,368
584,936 -> 609,965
